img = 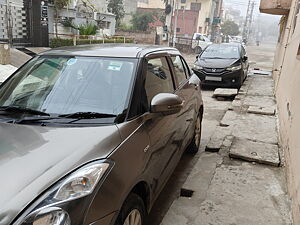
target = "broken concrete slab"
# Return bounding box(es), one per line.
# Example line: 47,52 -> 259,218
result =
248,105 -> 276,116
213,88 -> 238,98
160,163 -> 292,225
229,138 -> 280,166
220,110 -> 238,127
243,95 -> 276,108
247,76 -> 274,96
250,69 -> 272,76
205,126 -> 232,152
232,113 -> 278,144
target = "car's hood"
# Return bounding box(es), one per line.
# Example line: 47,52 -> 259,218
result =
0,122 -> 121,225
197,58 -> 239,68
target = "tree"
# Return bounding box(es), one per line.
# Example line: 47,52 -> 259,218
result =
131,11 -> 154,31
53,0 -> 70,37
221,20 -> 240,36
107,0 -> 125,28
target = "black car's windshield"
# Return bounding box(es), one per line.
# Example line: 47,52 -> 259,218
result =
201,45 -> 240,59
0,56 -> 137,117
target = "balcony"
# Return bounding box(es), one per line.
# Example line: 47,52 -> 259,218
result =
260,0 -> 292,15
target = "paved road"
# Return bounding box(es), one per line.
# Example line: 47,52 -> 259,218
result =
146,42 -> 278,225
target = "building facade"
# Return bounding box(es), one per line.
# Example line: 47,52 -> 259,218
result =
0,0 -> 27,43
259,0 -> 300,223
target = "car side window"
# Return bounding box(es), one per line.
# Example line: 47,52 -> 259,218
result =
144,57 -> 174,105
180,57 -> 191,77
171,56 -> 187,85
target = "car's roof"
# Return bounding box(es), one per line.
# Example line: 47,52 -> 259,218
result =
39,44 -> 180,58
209,43 -> 242,48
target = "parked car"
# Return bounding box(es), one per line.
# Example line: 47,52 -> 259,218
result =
0,44 -> 203,225
192,33 -> 212,54
193,43 -> 249,88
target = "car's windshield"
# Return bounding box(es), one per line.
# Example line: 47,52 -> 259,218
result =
0,56 -> 137,116
201,45 -> 240,59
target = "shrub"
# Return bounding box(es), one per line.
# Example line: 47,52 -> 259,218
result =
50,37 -> 134,48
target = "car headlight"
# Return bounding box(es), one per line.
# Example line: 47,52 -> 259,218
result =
193,64 -> 203,70
227,64 -> 242,71
14,160 -> 113,225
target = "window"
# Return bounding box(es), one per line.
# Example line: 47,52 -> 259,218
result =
181,0 -> 186,3
176,27 -> 181,32
171,56 -> 187,84
180,57 -> 191,77
191,2 -> 201,11
144,57 -> 174,105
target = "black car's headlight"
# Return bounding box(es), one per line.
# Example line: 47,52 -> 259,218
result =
227,64 -> 242,71
14,160 -> 114,225
193,64 -> 203,70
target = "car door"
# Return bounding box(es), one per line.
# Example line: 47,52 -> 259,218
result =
169,55 -> 199,150
141,55 -> 184,197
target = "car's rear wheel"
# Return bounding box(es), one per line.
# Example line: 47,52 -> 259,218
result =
194,46 -> 202,54
115,193 -> 146,225
186,112 -> 202,154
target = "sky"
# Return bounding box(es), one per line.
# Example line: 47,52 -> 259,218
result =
223,0 -> 280,23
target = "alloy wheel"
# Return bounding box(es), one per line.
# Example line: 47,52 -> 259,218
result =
194,116 -> 201,148
123,209 -> 142,225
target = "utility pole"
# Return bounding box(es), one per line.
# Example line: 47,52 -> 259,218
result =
242,0 -> 251,43
172,0 -> 178,47
247,1 -> 255,41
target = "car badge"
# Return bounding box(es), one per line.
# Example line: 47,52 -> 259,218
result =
212,68 -> 216,72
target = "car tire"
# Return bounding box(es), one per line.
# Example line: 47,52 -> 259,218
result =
115,193 -> 146,225
194,46 -> 202,54
186,112 -> 202,154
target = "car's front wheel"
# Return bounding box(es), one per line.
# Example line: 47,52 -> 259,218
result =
194,46 -> 202,54
186,112 -> 202,154
115,193 -> 146,225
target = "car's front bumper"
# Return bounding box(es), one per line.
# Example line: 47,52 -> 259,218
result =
193,68 -> 243,88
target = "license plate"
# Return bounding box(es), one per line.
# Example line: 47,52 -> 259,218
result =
205,76 -> 222,81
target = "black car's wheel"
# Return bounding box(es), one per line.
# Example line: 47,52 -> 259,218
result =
194,46 -> 202,54
115,193 -> 146,225
186,112 -> 202,154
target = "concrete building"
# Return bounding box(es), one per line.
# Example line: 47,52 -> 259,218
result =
138,0 -> 221,36
259,0 -> 300,223
0,0 -> 27,42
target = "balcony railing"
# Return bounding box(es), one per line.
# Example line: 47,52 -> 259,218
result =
260,0 -> 292,15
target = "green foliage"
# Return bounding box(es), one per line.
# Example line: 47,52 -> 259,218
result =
221,20 -> 240,36
131,11 -> 155,31
78,23 -> 97,35
50,38 -> 134,48
53,0 -> 69,10
118,23 -> 133,31
107,0 -> 125,27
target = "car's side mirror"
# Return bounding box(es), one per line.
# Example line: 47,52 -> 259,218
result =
243,56 -> 248,61
196,55 -> 199,60
150,93 -> 183,115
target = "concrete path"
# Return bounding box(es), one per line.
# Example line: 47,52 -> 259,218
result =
160,75 -> 292,225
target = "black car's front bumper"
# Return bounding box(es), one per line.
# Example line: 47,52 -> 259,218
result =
193,68 -> 243,88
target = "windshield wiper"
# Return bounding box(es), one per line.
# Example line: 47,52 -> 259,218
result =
58,112 -> 117,119
0,106 -> 50,116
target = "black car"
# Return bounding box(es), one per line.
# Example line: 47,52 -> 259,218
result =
192,43 -> 249,88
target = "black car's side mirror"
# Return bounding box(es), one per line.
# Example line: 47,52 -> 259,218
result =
150,93 -> 183,115
243,56 -> 248,61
